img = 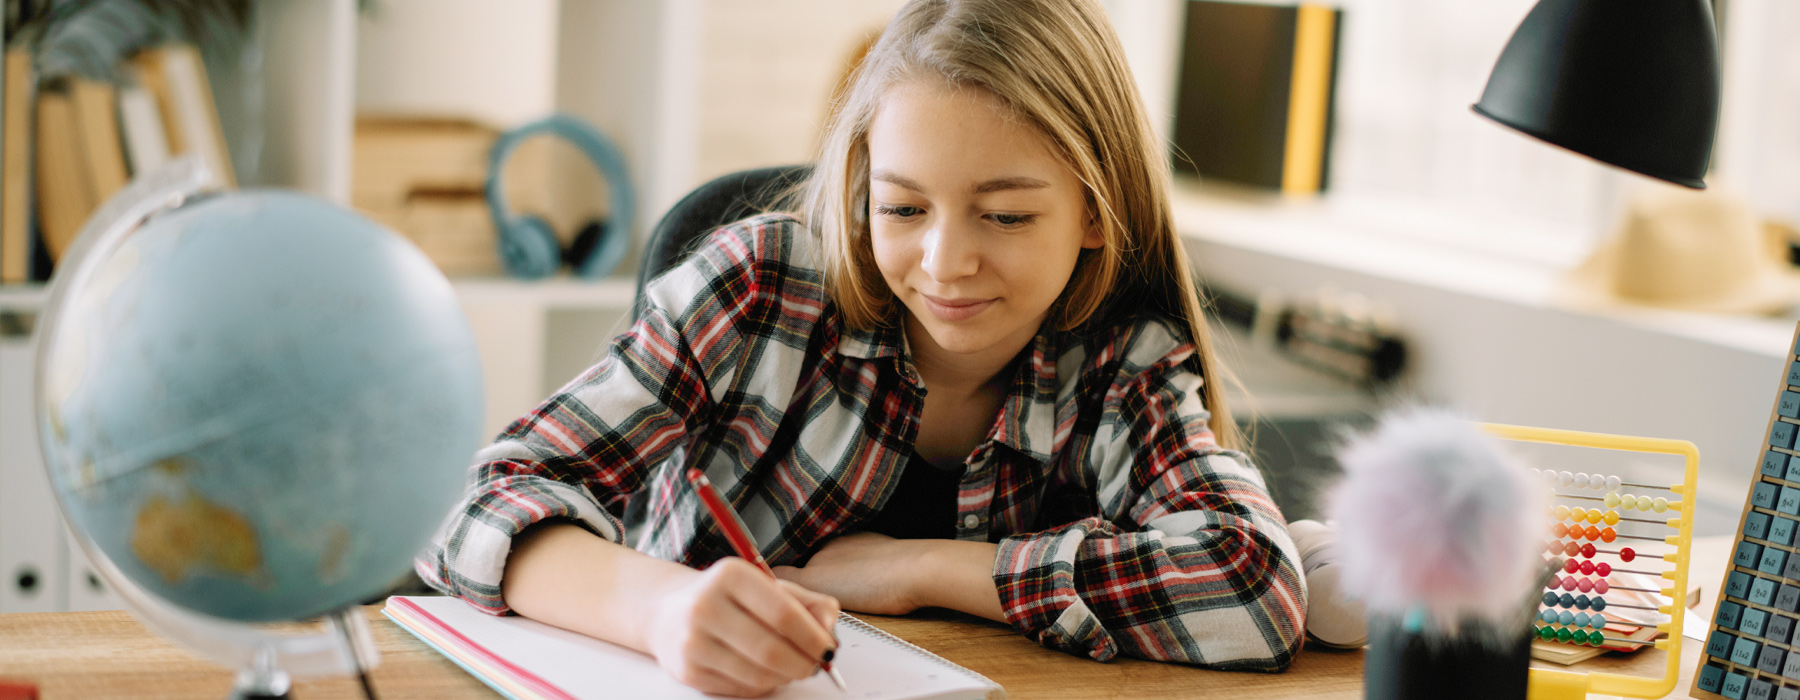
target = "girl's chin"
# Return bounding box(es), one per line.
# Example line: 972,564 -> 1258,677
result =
911,321 -> 1009,356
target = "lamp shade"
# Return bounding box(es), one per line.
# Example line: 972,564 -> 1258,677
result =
1472,0 -> 1721,189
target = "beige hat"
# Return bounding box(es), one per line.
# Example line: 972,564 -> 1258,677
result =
1560,187 -> 1800,314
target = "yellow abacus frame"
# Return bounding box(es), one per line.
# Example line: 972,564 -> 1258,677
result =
1480,423 -> 1699,700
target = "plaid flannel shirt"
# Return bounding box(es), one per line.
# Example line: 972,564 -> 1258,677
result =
418,213 -> 1307,671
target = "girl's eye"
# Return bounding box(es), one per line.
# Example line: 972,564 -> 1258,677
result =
874,204 -> 923,219
989,212 -> 1036,228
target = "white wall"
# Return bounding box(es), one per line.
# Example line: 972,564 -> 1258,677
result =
257,0 -> 356,203
1185,229 -> 1785,536
694,0 -> 907,182
355,0 -> 560,126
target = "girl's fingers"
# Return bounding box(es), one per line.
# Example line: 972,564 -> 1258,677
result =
778,579 -> 842,640
723,562 -> 837,662
688,669 -> 770,699
703,586 -> 824,682
688,630 -> 793,695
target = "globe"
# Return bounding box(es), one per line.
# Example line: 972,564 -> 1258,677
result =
35,189 -> 484,624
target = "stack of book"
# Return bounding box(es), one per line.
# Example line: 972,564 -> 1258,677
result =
1,41 -> 233,285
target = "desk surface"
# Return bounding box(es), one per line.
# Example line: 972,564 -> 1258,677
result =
0,537 -> 1732,700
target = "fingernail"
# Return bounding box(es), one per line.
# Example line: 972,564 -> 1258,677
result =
822,648 -> 836,664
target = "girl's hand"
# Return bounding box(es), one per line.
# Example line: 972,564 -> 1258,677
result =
643,557 -> 840,697
773,532 -> 928,616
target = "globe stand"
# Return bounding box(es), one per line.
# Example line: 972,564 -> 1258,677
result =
69,524 -> 382,699
230,647 -> 292,700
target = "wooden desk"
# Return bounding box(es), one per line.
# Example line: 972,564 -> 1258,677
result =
0,537 -> 1732,699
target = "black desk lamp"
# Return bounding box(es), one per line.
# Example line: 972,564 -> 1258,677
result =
1472,0 -> 1722,189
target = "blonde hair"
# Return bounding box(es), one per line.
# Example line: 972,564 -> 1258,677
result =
795,0 -> 1241,448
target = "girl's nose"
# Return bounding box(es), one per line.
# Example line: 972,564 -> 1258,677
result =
919,220 -> 979,282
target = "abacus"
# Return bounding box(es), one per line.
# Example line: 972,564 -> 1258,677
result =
1481,423 -> 1699,700
1693,325 -> 1800,700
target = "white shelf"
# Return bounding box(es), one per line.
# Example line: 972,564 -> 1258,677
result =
450,275 -> 635,309
0,275 -> 637,313
0,285 -> 46,311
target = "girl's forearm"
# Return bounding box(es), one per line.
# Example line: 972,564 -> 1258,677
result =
503,521 -> 696,653
912,540 -> 1007,622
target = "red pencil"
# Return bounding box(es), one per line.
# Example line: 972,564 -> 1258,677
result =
686,468 -> 846,691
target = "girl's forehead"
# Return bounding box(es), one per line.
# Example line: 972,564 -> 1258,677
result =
866,81 -> 1068,183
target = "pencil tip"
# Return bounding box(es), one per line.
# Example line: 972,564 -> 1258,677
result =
827,665 -> 848,691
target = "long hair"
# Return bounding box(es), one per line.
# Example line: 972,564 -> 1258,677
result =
792,0 -> 1241,448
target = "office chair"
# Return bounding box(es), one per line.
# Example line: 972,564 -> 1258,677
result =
632,164 -> 814,321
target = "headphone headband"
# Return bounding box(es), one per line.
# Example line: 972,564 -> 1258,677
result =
486,114 -> 637,280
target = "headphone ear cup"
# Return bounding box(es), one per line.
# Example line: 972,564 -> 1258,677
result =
564,219 -> 605,269
499,215 -> 563,280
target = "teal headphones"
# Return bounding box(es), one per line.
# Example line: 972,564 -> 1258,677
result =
485,114 -> 637,280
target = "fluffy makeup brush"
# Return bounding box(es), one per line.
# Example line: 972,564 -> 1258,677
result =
1329,408 -> 1548,635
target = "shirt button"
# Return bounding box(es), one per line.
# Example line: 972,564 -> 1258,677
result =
963,514 -> 980,529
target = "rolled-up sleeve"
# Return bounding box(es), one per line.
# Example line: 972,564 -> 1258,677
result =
416,221 -> 784,614
992,351 -> 1307,670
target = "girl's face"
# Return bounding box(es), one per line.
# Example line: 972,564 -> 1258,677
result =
867,81 -> 1103,365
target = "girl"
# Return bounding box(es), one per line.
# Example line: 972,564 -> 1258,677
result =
419,0 -> 1306,695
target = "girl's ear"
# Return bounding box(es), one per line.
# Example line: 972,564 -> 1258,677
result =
1081,213 -> 1105,249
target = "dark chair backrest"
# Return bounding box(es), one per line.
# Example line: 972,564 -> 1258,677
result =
632,165 -> 814,321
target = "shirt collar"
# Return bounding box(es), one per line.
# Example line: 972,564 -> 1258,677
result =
835,310 -> 1063,464
835,317 -> 906,360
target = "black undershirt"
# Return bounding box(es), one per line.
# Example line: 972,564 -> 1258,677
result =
862,450 -> 964,540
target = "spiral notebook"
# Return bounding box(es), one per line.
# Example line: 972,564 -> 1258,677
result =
383,596 -> 1005,700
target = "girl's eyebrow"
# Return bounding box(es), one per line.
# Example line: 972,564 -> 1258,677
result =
972,176 -> 1050,194
871,168 -> 1051,195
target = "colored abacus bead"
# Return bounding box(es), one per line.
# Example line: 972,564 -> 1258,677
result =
1555,628 -> 1573,643
1564,556 -> 1580,571
1585,525 -> 1602,541
1574,473 -> 1590,489
1574,594 -> 1591,610
1589,595 -> 1605,611
1600,527 -> 1616,543
1579,561 -> 1595,575
1555,505 -> 1571,521
1558,471 -> 1575,488
1596,562 -> 1611,576
1652,497 -> 1669,513
1619,547 -> 1635,562
1591,612 -> 1607,628
1538,625 -> 1556,641
1603,492 -> 1621,508
1540,609 -> 1558,624
1595,580 -> 1610,594
1635,495 -> 1653,511
1581,543 -> 1597,558
1559,610 -> 1576,625
1562,593 -> 1579,608
1552,523 -> 1568,538
1586,508 -> 1604,524
1602,511 -> 1619,526
1605,475 -> 1622,491
1543,592 -> 1560,607
1577,578 -> 1594,593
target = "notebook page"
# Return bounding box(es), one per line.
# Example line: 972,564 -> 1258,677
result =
390,596 -> 998,700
